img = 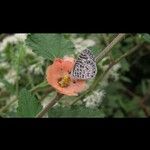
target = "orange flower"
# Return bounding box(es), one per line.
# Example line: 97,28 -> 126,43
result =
46,57 -> 87,96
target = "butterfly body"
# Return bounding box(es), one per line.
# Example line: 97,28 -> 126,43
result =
71,49 -> 97,80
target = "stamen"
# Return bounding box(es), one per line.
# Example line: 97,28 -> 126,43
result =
58,75 -> 71,87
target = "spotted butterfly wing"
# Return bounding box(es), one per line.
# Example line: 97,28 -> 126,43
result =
71,49 -> 97,80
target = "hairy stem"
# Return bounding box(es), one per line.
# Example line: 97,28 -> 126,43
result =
29,81 -> 49,93
115,44 -> 143,64
102,34 -> 114,61
101,44 -> 143,77
0,98 -> 17,113
36,93 -> 63,118
95,33 -> 126,63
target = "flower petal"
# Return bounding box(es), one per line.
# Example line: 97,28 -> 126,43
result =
46,57 -> 87,96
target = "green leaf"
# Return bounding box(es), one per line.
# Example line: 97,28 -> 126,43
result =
25,34 -> 75,60
29,81 -> 49,92
12,43 -> 26,71
48,106 -> 105,118
17,88 -> 42,117
16,43 -> 26,65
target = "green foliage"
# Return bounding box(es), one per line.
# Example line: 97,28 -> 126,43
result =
14,43 -> 26,65
142,34 -> 150,43
48,106 -> 105,118
26,34 -> 75,60
17,89 -> 42,117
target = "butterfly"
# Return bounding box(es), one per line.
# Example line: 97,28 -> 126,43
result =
71,49 -> 97,80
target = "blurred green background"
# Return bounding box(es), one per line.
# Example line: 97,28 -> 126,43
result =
0,33 -> 150,118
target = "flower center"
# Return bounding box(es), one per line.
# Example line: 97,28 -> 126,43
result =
58,75 -> 71,87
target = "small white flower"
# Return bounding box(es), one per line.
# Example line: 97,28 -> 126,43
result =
98,57 -> 121,87
104,63 -> 121,82
8,95 -> 18,112
28,64 -> 43,75
0,34 -> 27,52
0,82 -> 5,89
110,63 -> 121,81
28,64 -> 36,72
83,90 -> 105,109
14,33 -> 27,41
26,48 -> 36,56
4,69 -> 18,84
0,62 -> 10,69
36,57 -> 45,64
34,66 -> 43,75
71,37 -> 96,54
10,95 -> 17,101
28,58 -> 44,75
0,36 -> 18,52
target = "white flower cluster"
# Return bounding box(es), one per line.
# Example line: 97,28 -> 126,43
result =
98,57 -> 121,88
71,37 -> 96,54
14,34 -> 27,41
26,47 -> 36,56
108,63 -> 121,81
83,56 -> 121,109
4,69 -> 19,85
0,62 -> 10,70
0,34 -> 27,52
0,82 -> 5,89
28,64 -> 44,75
28,57 -> 44,75
83,90 -> 105,109
8,95 -> 18,113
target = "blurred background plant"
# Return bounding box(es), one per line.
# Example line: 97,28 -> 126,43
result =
0,33 -> 150,118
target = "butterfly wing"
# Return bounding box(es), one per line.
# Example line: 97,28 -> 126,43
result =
71,49 -> 97,80
78,49 -> 95,61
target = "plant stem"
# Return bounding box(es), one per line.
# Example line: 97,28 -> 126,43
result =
16,67 -> 19,98
0,98 -> 17,113
95,33 -> 126,63
115,44 -> 142,64
39,88 -> 54,101
102,34 -> 114,61
100,43 -> 143,78
29,81 -> 49,93
36,93 -> 63,118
